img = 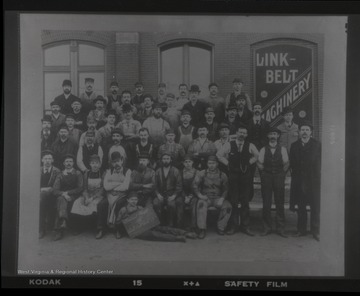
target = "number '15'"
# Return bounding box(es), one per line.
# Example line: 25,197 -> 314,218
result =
133,280 -> 142,287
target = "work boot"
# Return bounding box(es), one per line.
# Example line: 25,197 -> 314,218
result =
260,229 -> 272,236
240,228 -> 255,237
225,227 -> 236,235
276,230 -> 288,238
198,229 -> 206,239
292,231 -> 307,237
95,230 -> 104,240
115,230 -> 122,240
185,232 -> 197,239
217,229 -> 225,236
53,230 -> 63,241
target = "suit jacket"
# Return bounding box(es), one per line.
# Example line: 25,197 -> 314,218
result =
40,166 -> 61,192
54,93 -> 80,115
246,118 -> 270,150
289,138 -> 321,207
155,166 -> 182,198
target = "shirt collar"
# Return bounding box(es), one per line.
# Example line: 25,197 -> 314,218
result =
43,166 -> 52,173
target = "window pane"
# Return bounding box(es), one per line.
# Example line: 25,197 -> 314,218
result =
189,46 -> 211,98
44,44 -> 70,66
161,46 -> 183,95
44,72 -> 70,110
78,72 -> 105,98
79,44 -> 104,66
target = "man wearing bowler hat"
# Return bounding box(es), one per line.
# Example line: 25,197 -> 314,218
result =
224,103 -> 241,141
52,153 -> 83,241
89,95 -> 107,129
182,84 -> 209,127
39,150 -> 61,239
79,77 -> 98,113
225,78 -> 252,112
54,79 -> 80,115
289,121 -> 321,241
257,127 -> 289,238
193,155 -> 232,238
70,98 -> 88,132
132,82 -> 146,111
203,106 -> 219,142
106,81 -> 122,113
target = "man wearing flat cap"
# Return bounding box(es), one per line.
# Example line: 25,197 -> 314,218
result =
52,154 -> 83,241
51,124 -> 78,169
203,82 -> 226,124
277,106 -> 299,153
50,100 -> 66,134
39,150 -> 61,239
79,77 -> 98,113
106,81 -> 122,113
157,128 -> 186,170
157,82 -> 167,106
225,78 -> 252,113
129,153 -> 156,207
54,79 -> 80,115
257,127 -> 289,238
193,155 -> 232,238
154,152 -> 183,227
203,106 -> 219,142
182,84 -> 210,127
116,90 -> 138,122
289,121 -> 321,241
176,109 -> 197,152
235,93 -> 253,125
41,115 -> 56,151
76,130 -> 104,173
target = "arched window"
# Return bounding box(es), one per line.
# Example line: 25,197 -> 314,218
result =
159,41 -> 213,97
43,41 -> 105,110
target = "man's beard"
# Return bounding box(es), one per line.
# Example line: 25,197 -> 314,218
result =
64,89 -> 70,95
238,105 -> 244,110
180,91 -> 186,96
239,136 -> 245,141
162,162 -> 170,168
254,111 -> 260,116
154,113 -> 161,118
137,164 -> 147,172
60,136 -> 67,141
112,90 -> 117,95
269,137 -> 277,143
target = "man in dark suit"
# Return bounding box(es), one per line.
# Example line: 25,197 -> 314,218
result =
106,81 -> 122,113
39,150 -> 61,239
289,121 -> 321,241
182,84 -> 209,127
54,80 -> 80,115
41,115 -> 56,151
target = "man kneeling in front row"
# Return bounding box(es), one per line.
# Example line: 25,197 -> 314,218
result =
193,155 -> 232,239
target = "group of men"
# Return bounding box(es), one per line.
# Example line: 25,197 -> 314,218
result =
40,77 -> 321,242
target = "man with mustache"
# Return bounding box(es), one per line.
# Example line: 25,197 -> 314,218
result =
129,153 -> 156,207
54,80 -> 80,115
64,114 -> 82,145
49,101 -> 66,134
132,82 -> 146,112
103,128 -> 127,170
41,115 -> 56,151
176,109 -> 197,153
225,78 -> 252,113
88,96 -> 108,129
257,127 -> 289,238
103,151 -> 132,239
235,95 -> 253,125
156,82 -> 168,110
217,125 -> 259,236
51,124 -> 78,169
203,106 -> 219,142
142,102 -> 170,152
182,85 -> 209,127
79,77 -> 97,114
157,128 -> 186,170
116,90 -> 138,122
137,94 -> 154,124
289,121 -> 321,241
153,152 -> 183,227
39,150 -> 61,239
78,115 -> 101,147
223,103 -> 241,141
277,107 -> 299,153
135,127 -> 156,168
52,154 -> 83,241
203,83 -> 225,123
193,155 -> 232,238
98,110 -> 117,149
175,83 -> 189,111
106,81 -> 122,113
70,98 -> 87,132
187,125 -> 217,171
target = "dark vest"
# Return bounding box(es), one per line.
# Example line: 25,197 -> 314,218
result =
83,144 -> 100,170
263,145 -> 283,174
41,169 -> 51,187
229,141 -> 251,174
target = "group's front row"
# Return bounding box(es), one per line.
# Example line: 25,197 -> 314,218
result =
40,122 -> 321,243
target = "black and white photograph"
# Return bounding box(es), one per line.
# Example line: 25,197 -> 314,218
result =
3,11 -> 352,287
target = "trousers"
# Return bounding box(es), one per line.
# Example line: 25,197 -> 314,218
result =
153,196 -> 184,227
